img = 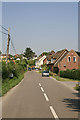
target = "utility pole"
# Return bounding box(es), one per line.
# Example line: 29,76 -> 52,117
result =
6,28 -> 10,64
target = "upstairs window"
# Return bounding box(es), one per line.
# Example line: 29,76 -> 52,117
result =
68,56 -> 71,62
73,56 -> 76,62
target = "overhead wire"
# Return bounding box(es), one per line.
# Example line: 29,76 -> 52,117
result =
0,25 -> 17,55
0,25 -> 8,31
0,30 -> 8,35
10,38 -> 17,55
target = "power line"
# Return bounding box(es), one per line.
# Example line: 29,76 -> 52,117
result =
10,38 -> 17,55
0,25 -> 8,31
0,30 -> 8,35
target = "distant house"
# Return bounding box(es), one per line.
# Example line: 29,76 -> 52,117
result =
58,49 -> 80,71
15,54 -> 21,58
35,55 -> 46,68
0,54 -> 10,61
32,55 -> 37,60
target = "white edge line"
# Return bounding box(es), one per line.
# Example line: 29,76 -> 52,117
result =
44,93 -> 49,101
40,87 -> 44,92
50,106 -> 59,120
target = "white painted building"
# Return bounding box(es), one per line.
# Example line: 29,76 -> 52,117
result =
35,55 -> 46,68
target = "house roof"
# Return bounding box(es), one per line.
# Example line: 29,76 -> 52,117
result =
54,49 -> 68,66
75,51 -> 80,57
47,50 -> 55,60
47,49 -> 68,66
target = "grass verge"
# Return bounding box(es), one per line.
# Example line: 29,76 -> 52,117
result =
2,73 -> 24,96
52,75 -> 79,82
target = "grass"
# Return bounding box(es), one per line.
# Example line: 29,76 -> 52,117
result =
2,73 -> 24,96
52,75 -> 79,82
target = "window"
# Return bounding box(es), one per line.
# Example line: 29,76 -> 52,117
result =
68,56 -> 71,62
64,64 -> 66,67
73,56 -> 76,62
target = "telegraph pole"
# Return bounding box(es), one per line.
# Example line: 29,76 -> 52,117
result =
6,28 -> 10,64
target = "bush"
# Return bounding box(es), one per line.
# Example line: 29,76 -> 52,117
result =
60,69 -> 80,80
75,84 -> 80,91
2,61 -> 27,82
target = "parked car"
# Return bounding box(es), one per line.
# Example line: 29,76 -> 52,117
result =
42,70 -> 49,77
28,67 -> 31,71
35,68 -> 38,71
32,67 -> 35,70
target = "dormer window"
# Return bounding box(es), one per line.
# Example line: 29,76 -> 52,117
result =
73,56 -> 76,62
68,56 -> 71,62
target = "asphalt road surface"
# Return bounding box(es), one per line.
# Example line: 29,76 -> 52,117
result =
2,71 -> 79,119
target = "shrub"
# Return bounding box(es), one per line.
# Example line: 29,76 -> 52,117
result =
2,61 -> 27,82
60,69 -> 80,80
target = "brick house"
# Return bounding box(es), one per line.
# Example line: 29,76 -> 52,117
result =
58,49 -> 80,71
43,50 -> 55,65
47,49 -> 68,72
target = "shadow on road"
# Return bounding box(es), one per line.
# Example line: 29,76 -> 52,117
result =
62,92 -> 80,112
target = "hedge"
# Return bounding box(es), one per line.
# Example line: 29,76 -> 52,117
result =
60,69 -> 80,80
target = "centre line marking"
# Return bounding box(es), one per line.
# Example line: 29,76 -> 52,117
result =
40,87 -> 44,92
44,93 -> 49,101
50,106 -> 59,120
39,83 -> 41,87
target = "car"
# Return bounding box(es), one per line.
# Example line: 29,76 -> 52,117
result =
28,67 -> 31,71
35,68 -> 38,71
42,70 -> 49,77
32,67 -> 35,70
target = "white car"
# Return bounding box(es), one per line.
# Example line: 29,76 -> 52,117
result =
42,70 -> 49,77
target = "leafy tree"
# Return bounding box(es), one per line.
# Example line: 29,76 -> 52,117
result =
27,60 -> 35,66
24,48 -> 35,60
39,52 -> 50,57
0,50 -> 2,55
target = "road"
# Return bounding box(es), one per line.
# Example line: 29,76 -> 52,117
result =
2,71 -> 79,119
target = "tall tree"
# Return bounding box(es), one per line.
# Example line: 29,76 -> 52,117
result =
24,48 -> 35,60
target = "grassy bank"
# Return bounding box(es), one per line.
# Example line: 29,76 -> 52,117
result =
52,75 -> 79,82
2,73 -> 24,96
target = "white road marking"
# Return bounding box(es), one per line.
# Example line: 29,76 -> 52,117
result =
40,87 -> 44,92
44,93 -> 49,101
39,83 -> 41,87
50,106 -> 59,120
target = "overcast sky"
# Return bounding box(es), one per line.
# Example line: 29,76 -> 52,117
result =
2,2 -> 78,55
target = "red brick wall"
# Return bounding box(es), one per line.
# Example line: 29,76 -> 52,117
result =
43,58 -> 47,64
58,49 -> 80,71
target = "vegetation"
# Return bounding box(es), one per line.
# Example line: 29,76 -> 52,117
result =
60,69 -> 80,80
39,52 -> 50,57
2,74 -> 24,96
27,60 -> 35,67
41,64 -> 49,72
2,60 -> 27,96
0,50 -> 2,55
74,84 -> 80,91
52,75 -> 78,81
24,47 -> 36,60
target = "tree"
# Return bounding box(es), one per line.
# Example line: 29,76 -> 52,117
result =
39,52 -> 50,57
0,50 -> 2,55
24,48 -> 35,60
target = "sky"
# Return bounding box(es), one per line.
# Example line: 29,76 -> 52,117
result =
1,2 -> 78,56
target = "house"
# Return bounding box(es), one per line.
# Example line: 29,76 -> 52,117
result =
0,54 -> 10,61
43,50 -> 55,64
35,55 -> 46,68
46,49 -> 68,72
58,49 -> 80,71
